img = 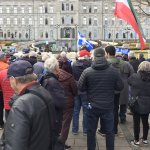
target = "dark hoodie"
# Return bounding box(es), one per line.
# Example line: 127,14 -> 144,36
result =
128,72 -> 150,114
58,69 -> 77,108
72,59 -> 92,81
129,57 -> 140,73
128,72 -> 150,96
78,57 -> 124,110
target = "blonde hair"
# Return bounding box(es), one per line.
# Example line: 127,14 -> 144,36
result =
138,61 -> 150,72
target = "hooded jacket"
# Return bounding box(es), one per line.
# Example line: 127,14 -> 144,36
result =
78,57 -> 124,110
129,57 -> 140,73
72,58 -> 92,81
58,69 -> 77,108
0,69 -> 14,110
128,72 -> 150,114
41,72 -> 67,133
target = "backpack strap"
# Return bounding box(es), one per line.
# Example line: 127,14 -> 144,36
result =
28,90 -> 55,150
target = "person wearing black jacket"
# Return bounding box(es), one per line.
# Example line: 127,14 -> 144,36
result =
128,61 -> 150,147
71,50 -> 91,135
128,52 -> 140,73
5,60 -> 55,150
78,48 -> 124,150
41,56 -> 67,150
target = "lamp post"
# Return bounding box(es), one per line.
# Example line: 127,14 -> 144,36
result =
54,24 -> 60,50
55,24 -> 60,41
26,25 -> 31,41
75,24 -> 79,51
0,27 -> 2,40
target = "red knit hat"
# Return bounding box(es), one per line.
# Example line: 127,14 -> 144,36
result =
79,50 -> 91,57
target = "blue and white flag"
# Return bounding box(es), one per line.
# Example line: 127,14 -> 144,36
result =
115,47 -> 130,55
77,32 -> 93,51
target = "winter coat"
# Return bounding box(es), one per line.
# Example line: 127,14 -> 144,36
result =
0,69 -> 14,110
78,57 -> 124,110
58,56 -> 73,74
129,57 -> 140,73
107,57 -> 134,105
0,61 -> 8,71
58,69 -> 77,108
72,59 -> 92,81
4,83 -> 55,150
128,72 -> 150,114
41,72 -> 67,133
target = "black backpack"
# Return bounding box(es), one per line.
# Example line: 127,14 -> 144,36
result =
28,89 -> 56,150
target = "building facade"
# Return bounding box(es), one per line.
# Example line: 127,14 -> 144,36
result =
0,0 -> 150,50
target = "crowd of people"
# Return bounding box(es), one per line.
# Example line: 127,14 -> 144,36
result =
0,45 -> 150,150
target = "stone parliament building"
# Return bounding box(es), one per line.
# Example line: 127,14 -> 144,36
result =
0,0 -> 150,50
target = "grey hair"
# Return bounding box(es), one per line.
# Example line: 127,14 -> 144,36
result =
60,51 -> 67,58
29,51 -> 37,57
138,61 -> 150,72
15,73 -> 37,84
44,57 -> 59,73
42,53 -> 49,61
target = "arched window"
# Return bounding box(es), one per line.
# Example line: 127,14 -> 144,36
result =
0,30 -> 3,38
50,30 -> 53,38
40,32 -> 43,38
46,32 -> 48,38
89,7 -> 92,13
71,17 -> 73,24
66,4 -> 69,11
61,28 -> 64,38
15,31 -> 17,38
72,28 -> 75,38
108,33 -> 111,39
62,17 -> 64,24
45,18 -> 48,25
94,18 -> 97,26
71,4 -> 73,11
45,6 -> 48,13
116,33 -> 119,39
19,33 -> 21,39
62,3 -> 64,11
83,17 -> 87,25
89,32 -> 91,38
94,30 -> 97,38
130,33 -> 133,39
4,33 -> 6,38
25,33 -> 28,39
123,33 -> 126,38
89,18 -> 92,25
11,33 -> 14,39
7,30 -> 10,37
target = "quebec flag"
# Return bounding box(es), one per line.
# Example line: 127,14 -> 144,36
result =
77,32 -> 93,51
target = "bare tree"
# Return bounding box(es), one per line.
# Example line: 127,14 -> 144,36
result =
133,0 -> 150,16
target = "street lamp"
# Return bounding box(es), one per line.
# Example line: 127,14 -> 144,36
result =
54,24 -> 60,41
75,24 -> 79,51
54,24 -> 60,50
26,25 -> 31,41
0,27 -> 2,39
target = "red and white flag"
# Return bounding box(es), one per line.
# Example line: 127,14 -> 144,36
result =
114,0 -> 146,49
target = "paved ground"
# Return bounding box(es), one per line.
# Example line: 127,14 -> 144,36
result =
0,110 -> 149,150
67,110 -> 150,150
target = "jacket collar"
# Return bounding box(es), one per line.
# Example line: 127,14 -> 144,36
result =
92,57 -> 109,70
18,81 -> 38,95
